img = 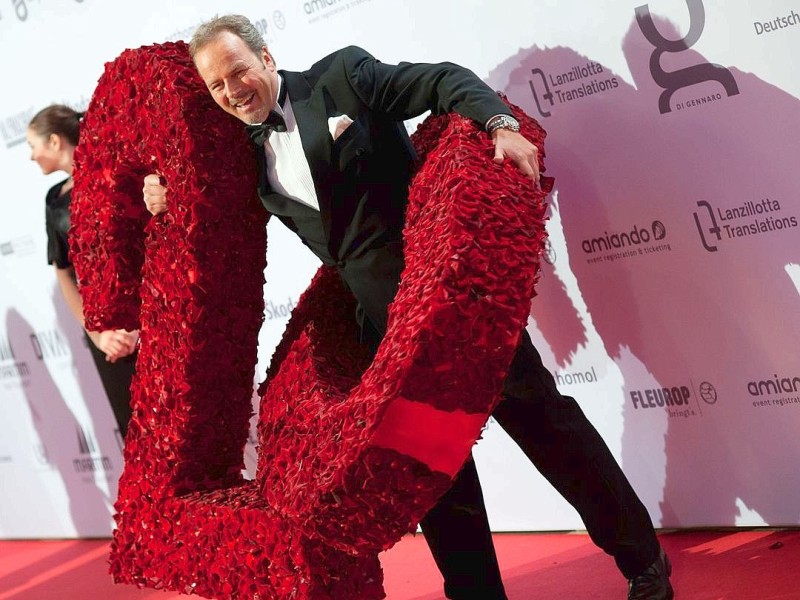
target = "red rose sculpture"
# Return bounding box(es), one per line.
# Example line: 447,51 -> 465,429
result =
72,40 -> 551,599
72,42 -> 382,599
257,101 -> 551,552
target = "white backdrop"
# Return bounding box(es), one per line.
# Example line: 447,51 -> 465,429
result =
1,0 -> 798,538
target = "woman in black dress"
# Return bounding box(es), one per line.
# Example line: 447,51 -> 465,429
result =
27,104 -> 137,438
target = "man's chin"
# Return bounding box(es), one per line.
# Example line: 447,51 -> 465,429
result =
237,108 -> 268,125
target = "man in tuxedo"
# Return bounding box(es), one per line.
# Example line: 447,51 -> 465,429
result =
143,14 -> 673,600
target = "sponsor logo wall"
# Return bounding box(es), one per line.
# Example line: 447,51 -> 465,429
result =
1,0 -> 797,538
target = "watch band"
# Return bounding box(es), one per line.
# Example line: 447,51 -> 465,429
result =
486,114 -> 520,135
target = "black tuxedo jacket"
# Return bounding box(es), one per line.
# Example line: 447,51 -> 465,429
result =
255,46 -> 511,333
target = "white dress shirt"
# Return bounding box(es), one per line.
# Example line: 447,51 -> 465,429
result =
261,77 -> 320,211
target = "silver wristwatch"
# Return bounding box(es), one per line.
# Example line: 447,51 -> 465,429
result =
486,114 -> 520,135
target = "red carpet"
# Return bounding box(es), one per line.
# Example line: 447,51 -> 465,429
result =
1,530 -> 797,599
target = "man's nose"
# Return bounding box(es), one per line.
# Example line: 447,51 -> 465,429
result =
225,81 -> 241,100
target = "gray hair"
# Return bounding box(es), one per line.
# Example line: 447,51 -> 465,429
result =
189,14 -> 266,60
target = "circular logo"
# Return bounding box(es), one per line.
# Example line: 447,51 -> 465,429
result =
273,10 -> 286,30
699,381 -> 717,404
652,220 -> 667,240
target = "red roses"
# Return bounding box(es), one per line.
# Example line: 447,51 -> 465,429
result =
72,40 -> 550,599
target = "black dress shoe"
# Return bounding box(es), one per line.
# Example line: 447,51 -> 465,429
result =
627,548 -> 674,599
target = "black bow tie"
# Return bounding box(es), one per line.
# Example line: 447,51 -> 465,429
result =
245,110 -> 287,145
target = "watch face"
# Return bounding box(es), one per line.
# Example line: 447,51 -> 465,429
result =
501,116 -> 520,131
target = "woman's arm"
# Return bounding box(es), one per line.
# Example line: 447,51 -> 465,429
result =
54,265 -> 87,325
54,265 -> 138,362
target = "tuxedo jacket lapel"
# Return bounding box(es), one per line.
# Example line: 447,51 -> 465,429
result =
280,70 -> 337,238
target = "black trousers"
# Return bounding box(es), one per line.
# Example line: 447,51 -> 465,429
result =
426,331 -> 661,598
339,250 -> 660,599
85,334 -> 136,439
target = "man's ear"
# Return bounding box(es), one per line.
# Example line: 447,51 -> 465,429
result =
262,47 -> 276,70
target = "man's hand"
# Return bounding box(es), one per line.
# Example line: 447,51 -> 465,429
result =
492,129 -> 540,184
143,173 -> 168,215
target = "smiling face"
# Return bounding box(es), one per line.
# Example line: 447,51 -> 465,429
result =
194,30 -> 279,125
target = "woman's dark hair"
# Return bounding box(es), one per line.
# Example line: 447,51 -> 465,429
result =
28,104 -> 83,146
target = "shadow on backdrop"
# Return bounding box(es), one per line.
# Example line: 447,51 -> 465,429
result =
485,13 -> 800,528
